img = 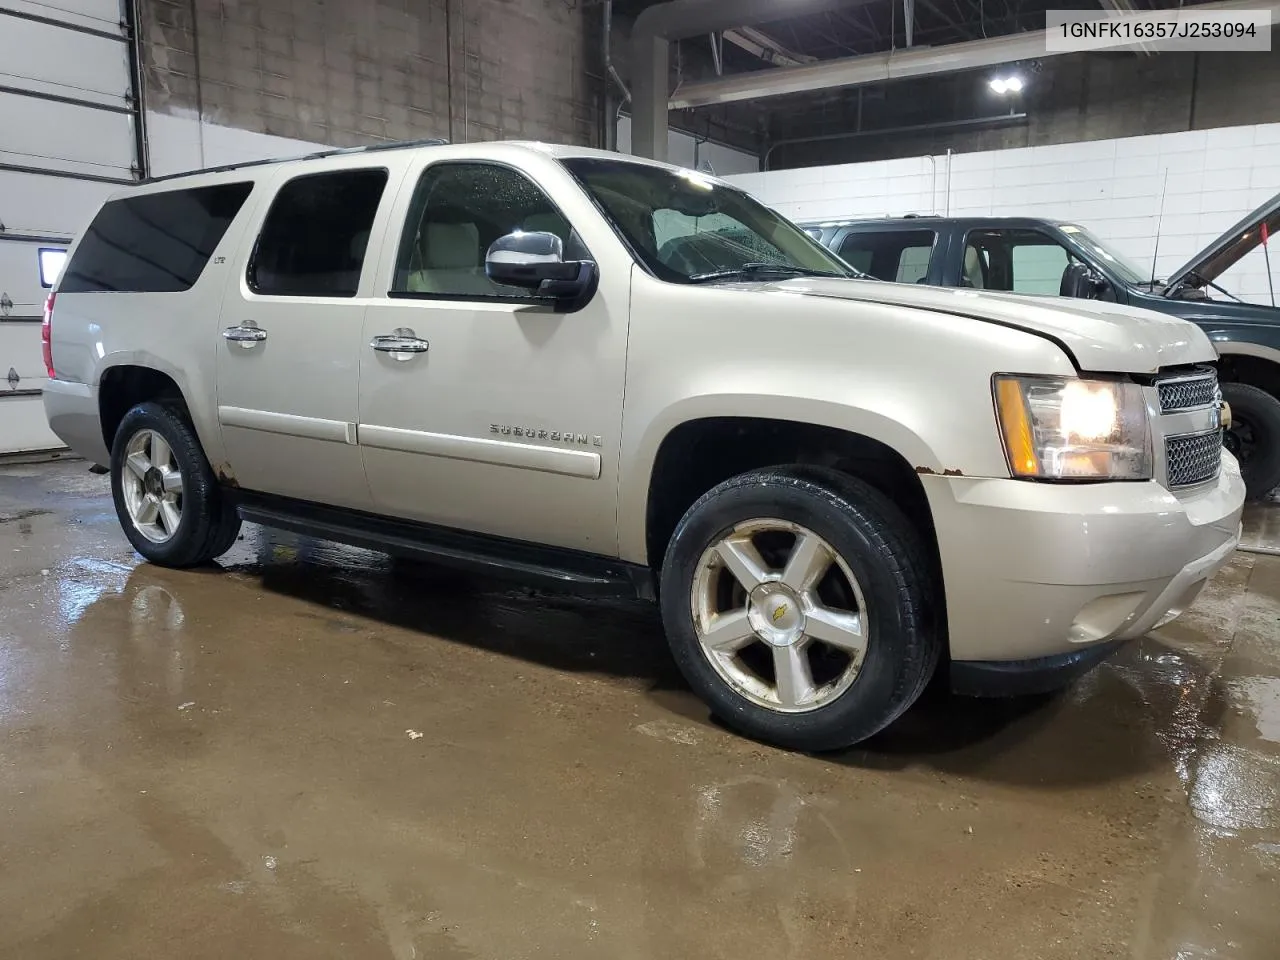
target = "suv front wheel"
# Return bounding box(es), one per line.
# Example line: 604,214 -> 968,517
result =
110,402 -> 241,567
659,466 -> 939,751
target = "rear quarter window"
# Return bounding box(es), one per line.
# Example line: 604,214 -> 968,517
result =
59,182 -> 253,294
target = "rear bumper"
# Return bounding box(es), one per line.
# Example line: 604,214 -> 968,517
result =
42,378 -> 108,466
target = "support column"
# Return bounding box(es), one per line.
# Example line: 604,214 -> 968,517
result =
629,31 -> 668,160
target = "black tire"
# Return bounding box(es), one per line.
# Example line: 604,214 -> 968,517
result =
1221,382 -> 1280,500
659,465 -> 939,751
110,401 -> 240,567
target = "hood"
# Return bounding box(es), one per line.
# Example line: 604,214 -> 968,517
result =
1165,190 -> 1280,291
766,278 -> 1215,374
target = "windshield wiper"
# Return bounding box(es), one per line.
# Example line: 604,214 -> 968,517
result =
688,262 -> 850,284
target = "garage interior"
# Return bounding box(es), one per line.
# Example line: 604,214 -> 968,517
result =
3,0 -> 1280,957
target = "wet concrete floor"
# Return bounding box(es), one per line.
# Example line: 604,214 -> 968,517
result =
1,458 -> 1278,959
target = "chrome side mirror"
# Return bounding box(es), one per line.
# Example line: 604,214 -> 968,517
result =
484,230 -> 596,303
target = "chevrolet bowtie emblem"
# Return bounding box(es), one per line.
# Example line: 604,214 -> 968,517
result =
772,602 -> 789,623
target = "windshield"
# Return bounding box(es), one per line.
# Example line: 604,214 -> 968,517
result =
560,158 -> 855,284
1059,224 -> 1149,285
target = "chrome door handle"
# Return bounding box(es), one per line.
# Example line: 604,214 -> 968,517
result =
371,328 -> 429,360
223,322 -> 268,347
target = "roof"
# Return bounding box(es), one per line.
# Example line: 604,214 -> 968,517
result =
798,215 -> 1071,229
139,138 -> 698,184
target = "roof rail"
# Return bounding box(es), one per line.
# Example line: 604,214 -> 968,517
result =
141,136 -> 451,184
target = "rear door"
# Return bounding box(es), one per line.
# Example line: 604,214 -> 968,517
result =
0,0 -> 142,453
215,161 -> 404,509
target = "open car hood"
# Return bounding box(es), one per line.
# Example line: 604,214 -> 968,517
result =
1165,189 -> 1280,292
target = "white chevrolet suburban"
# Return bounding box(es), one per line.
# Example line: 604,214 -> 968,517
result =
42,139 -> 1245,750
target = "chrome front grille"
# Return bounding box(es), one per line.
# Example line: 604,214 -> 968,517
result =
1158,369 -> 1219,412
1153,368 -> 1223,490
1166,430 -> 1224,488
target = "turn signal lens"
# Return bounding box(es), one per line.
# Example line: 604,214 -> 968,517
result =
993,375 -> 1152,480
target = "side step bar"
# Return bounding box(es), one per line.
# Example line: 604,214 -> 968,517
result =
233,492 -> 655,600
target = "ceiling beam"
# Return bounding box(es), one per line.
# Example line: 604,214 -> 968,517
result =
668,0 -> 1276,110
629,0 -> 874,159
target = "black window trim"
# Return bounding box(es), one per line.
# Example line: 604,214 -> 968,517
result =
384,158 -> 597,314
246,165 -> 391,300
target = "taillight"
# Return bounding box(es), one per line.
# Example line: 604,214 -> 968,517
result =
42,292 -> 55,379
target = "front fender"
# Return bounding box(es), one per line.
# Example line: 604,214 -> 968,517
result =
618,393 -> 966,565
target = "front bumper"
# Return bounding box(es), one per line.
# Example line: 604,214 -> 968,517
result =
922,452 -> 1245,687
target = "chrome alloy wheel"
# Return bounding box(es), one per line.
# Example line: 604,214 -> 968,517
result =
120,429 -> 185,543
691,519 -> 869,714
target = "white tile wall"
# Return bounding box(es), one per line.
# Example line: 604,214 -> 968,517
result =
728,123 -> 1280,303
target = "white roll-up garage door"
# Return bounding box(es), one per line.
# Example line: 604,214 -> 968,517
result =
0,0 -> 142,454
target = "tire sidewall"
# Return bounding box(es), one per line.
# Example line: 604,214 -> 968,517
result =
660,474 -> 926,750
1222,382 -> 1280,499
110,403 -> 217,566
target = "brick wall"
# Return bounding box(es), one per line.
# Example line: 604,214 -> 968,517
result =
140,0 -> 600,150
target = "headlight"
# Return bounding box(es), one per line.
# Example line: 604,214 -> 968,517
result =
994,375 -> 1152,480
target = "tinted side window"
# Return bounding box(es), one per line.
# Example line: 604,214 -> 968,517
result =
392,162 -> 587,299
59,182 -> 253,294
837,229 -> 936,283
250,169 -> 388,297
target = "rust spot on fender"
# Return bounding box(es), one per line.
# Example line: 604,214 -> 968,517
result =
915,466 -> 964,477
943,468 -> 963,477
215,464 -> 240,488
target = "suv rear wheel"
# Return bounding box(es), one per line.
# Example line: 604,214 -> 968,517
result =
110,402 -> 242,567
659,465 -> 938,751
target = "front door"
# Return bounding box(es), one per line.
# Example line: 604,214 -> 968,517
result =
356,157 -> 630,555
217,164 -> 397,509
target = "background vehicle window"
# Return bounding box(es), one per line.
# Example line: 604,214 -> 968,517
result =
837,230 -> 936,283
964,229 -> 1075,295
1011,243 -> 1070,294
392,162 -> 588,299
59,182 -> 253,294
250,169 -> 388,298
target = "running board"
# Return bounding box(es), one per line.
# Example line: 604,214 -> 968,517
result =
233,492 -> 655,600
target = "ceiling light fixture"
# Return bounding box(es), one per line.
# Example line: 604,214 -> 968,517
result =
989,74 -> 1024,95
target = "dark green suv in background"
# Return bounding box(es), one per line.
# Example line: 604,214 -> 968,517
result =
802,197 -> 1280,499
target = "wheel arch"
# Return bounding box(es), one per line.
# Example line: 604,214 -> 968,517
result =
626,403 -> 946,630
95,354 -> 228,478
1215,342 -> 1280,399
98,364 -> 186,453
